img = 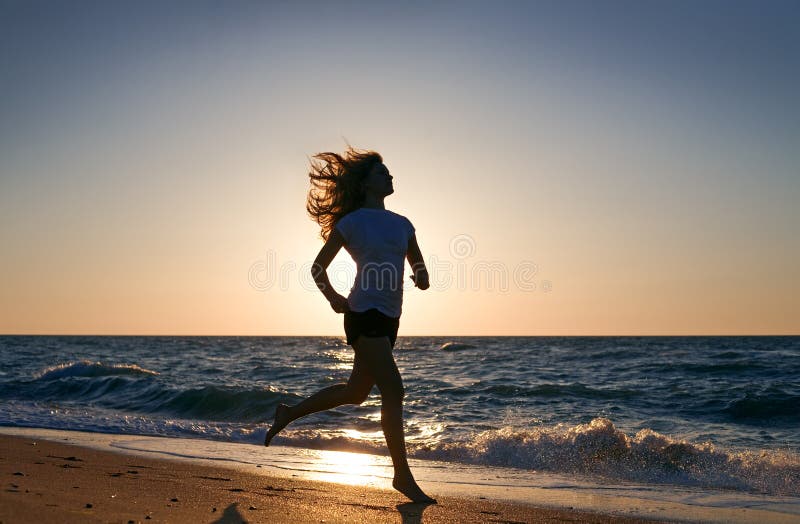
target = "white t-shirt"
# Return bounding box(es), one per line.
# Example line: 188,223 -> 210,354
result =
335,208 -> 416,318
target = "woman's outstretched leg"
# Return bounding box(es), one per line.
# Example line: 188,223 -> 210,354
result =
352,335 -> 436,504
264,354 -> 374,446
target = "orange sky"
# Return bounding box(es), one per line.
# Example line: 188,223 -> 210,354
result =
1,3 -> 798,335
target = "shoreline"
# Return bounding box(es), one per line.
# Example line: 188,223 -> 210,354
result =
0,432 -> 659,523
1,427 -> 799,523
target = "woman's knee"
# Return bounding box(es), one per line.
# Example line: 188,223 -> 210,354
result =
377,377 -> 404,401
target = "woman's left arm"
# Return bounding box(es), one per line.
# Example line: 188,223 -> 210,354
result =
406,233 -> 430,290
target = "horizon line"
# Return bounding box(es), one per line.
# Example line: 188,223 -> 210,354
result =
1,333 -> 797,338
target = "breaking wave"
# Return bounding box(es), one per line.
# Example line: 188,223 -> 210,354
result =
35,360 -> 159,380
274,418 -> 800,496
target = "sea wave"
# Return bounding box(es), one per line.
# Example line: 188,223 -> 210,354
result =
144,385 -> 293,422
275,418 -> 800,496
440,382 -> 638,400
35,360 -> 159,380
439,342 -> 476,351
16,361 -> 296,423
724,390 -> 800,421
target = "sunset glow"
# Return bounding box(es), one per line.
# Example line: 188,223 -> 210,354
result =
1,2 -> 797,335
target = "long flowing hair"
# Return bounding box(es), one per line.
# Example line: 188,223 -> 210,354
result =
306,146 -> 383,241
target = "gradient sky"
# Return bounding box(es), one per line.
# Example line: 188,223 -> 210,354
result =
1,0 -> 798,335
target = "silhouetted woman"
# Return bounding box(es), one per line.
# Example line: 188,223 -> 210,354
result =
264,147 -> 435,503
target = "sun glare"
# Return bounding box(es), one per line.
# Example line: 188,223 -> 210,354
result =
305,449 -> 392,487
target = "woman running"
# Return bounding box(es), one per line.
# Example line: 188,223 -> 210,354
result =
264,147 -> 435,504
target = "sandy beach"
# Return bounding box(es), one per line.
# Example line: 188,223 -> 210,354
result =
0,434 -> 662,524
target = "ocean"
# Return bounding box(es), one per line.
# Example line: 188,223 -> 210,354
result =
1,335 -> 798,500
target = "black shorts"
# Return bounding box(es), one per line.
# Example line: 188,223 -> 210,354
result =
344,308 -> 400,348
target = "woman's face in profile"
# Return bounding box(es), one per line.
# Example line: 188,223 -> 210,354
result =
364,163 -> 394,197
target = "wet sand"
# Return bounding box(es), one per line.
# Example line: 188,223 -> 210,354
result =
0,434 -> 659,523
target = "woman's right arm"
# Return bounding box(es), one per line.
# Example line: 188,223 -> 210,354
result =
406,233 -> 430,290
311,228 -> 350,313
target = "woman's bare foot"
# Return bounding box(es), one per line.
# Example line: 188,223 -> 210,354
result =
392,474 -> 437,504
264,403 -> 291,447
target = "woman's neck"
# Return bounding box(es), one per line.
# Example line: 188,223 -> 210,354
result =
361,195 -> 386,210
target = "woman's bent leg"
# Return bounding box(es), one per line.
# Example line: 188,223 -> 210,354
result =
352,335 -> 435,504
264,353 -> 373,446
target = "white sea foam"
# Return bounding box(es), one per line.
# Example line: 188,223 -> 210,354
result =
413,418 -> 800,496
273,418 -> 800,496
